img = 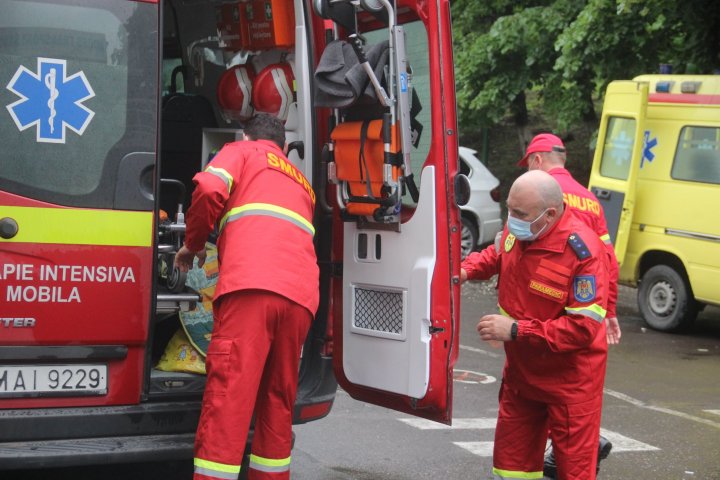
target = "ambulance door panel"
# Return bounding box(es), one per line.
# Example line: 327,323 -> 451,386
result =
342,167 -> 436,399
333,4 -> 461,424
588,80 -> 648,266
0,0 -> 158,407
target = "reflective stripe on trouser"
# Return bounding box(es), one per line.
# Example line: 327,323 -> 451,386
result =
194,458 -> 241,480
493,383 -> 602,480
219,203 -> 315,236
248,453 -> 291,476
193,290 -> 313,480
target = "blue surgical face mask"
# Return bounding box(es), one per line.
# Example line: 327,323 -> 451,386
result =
507,208 -> 549,241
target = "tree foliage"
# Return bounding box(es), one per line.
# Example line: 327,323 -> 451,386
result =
453,0 -> 720,132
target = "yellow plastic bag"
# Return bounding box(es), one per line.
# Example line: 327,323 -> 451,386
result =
156,328 -> 206,374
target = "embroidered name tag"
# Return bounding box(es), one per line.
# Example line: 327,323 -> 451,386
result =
529,279 -> 567,302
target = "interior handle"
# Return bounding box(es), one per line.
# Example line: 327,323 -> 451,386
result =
595,189 -> 611,200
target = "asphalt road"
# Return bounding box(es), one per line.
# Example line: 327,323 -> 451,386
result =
6,282 -> 720,480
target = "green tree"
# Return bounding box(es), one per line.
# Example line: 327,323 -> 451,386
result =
453,0 -> 720,133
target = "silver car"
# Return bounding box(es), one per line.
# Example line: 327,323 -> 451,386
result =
458,146 -> 503,259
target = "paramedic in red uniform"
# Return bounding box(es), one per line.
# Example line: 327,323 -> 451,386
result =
174,114 -> 318,480
461,170 -> 610,480
519,133 -> 621,345
519,134 -> 617,476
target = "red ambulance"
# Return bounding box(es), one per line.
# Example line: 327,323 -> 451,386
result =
0,0 -> 463,471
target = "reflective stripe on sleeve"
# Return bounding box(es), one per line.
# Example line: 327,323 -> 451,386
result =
219,202 -> 315,236
599,233 -> 612,245
248,454 -> 291,473
565,304 -> 607,323
492,467 -> 544,479
194,458 -> 241,480
205,165 -> 234,193
498,305 -> 513,319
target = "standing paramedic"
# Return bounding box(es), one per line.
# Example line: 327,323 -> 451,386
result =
519,133 -> 618,476
174,113 -> 319,480
461,170 -> 611,479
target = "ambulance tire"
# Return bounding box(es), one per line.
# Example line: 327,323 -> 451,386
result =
638,264 -> 698,332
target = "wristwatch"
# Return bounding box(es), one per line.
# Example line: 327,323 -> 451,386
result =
510,321 -> 518,341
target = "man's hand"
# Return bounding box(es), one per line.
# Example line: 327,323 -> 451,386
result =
605,316 -> 621,345
460,268 -> 468,283
174,245 -> 206,273
477,314 -> 514,343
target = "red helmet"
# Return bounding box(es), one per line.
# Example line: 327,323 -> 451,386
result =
217,65 -> 255,121
251,62 -> 295,121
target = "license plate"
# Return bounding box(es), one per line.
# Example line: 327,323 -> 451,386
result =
0,364 -> 107,398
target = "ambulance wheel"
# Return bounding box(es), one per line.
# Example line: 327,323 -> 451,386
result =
638,265 -> 698,332
461,216 -> 478,260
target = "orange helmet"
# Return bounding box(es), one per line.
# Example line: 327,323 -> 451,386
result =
217,65 -> 255,121
251,62 -> 295,121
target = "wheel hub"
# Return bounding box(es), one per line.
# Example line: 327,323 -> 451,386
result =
648,280 -> 676,316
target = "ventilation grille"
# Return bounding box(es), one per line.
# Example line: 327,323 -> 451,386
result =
353,287 -> 404,334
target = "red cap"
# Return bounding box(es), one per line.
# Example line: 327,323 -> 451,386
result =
518,133 -> 565,167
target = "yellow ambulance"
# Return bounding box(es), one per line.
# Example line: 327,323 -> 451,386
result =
588,74 -> 720,332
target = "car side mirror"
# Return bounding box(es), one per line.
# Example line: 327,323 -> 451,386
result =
454,174 -> 471,206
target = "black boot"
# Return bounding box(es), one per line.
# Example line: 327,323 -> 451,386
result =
543,436 -> 613,478
596,435 -> 613,474
543,447 -> 557,478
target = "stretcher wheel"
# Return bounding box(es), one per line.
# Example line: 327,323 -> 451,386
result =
166,254 -> 188,293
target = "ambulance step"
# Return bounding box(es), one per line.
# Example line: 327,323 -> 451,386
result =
0,433 -> 196,469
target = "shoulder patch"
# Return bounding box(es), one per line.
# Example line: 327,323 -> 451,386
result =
573,275 -> 597,302
504,233 -> 516,253
568,232 -> 592,260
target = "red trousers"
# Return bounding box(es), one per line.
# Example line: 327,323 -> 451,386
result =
193,289 -> 312,480
492,383 -> 602,480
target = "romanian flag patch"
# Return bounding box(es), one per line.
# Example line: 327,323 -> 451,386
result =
573,275 -> 596,302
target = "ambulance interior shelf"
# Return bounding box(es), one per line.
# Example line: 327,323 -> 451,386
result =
315,0 -> 421,226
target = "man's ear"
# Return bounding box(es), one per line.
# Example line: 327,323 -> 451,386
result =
547,206 -> 560,220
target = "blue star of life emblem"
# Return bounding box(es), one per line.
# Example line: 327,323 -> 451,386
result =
6,57 -> 95,144
640,130 -> 658,169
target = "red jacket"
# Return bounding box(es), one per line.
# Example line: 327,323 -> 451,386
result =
184,139 -> 319,315
549,167 -> 619,318
462,207 -> 609,404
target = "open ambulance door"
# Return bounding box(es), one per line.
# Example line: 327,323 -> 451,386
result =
588,81 -> 649,266
321,0 -> 461,424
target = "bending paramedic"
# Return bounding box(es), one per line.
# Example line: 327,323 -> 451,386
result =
175,113 -> 319,480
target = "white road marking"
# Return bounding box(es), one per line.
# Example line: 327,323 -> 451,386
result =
401,419 -> 660,457
454,441 -> 494,457
703,409 -> 720,417
399,417 -> 496,430
459,343 -> 503,359
599,429 -> 660,452
605,389 -> 720,430
454,369 -> 497,384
